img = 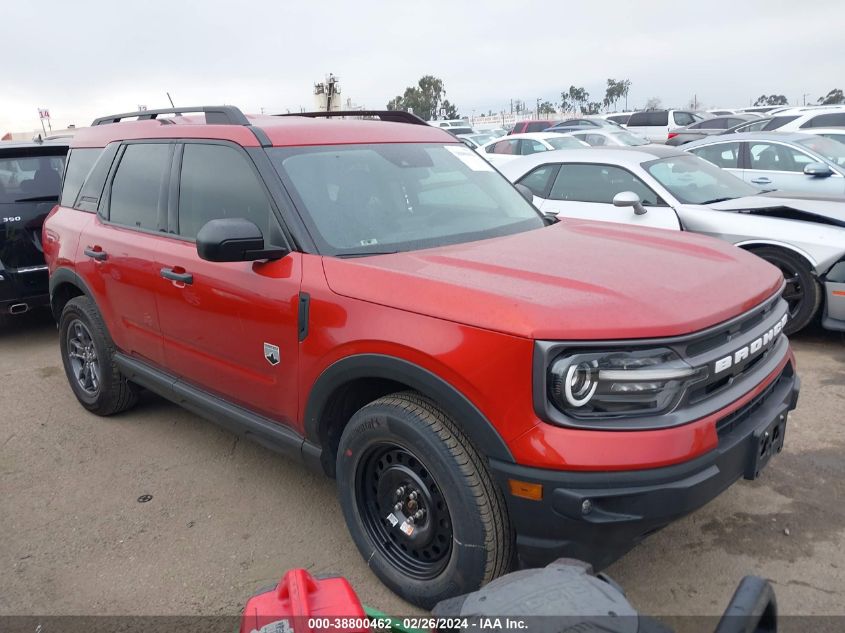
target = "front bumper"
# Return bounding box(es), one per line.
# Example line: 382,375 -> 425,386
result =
489,361 -> 800,570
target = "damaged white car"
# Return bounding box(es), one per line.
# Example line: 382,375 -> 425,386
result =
500,146 -> 845,334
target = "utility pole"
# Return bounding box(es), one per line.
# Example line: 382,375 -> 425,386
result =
536,97 -> 541,119
803,93 -> 810,106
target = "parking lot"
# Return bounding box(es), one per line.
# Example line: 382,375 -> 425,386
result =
1,310 -> 843,618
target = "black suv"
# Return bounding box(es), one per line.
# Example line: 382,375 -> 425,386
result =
0,139 -> 68,318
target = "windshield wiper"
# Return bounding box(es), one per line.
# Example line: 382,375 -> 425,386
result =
337,250 -> 399,258
13,195 -> 59,202
700,197 -> 737,205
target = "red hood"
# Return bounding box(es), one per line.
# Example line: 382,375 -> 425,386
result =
321,220 -> 783,340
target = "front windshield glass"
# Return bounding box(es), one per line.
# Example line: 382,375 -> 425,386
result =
644,154 -> 759,204
546,136 -> 586,149
613,131 -> 649,146
797,136 -> 845,167
269,143 -> 545,256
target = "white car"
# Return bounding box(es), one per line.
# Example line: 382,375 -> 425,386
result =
765,106 -> 845,132
625,110 -> 703,142
476,132 -> 588,167
565,129 -> 650,147
499,146 -> 845,334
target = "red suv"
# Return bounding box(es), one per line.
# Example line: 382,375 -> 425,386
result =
44,106 -> 799,608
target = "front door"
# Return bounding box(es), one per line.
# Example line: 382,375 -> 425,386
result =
154,141 -> 301,424
541,162 -> 682,230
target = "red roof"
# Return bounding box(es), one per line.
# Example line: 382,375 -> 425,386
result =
70,114 -> 455,149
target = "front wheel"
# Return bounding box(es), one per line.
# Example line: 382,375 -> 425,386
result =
336,392 -> 512,609
751,247 -> 821,335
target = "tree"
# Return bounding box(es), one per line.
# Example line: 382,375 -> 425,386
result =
645,96 -> 662,110
561,86 -> 590,114
583,101 -> 603,115
818,88 -> 844,105
538,101 -> 556,115
753,94 -> 788,106
386,75 -> 458,120
603,79 -> 632,111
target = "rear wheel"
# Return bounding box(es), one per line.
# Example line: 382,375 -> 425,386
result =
751,247 -> 821,335
336,392 -> 512,608
59,296 -> 138,415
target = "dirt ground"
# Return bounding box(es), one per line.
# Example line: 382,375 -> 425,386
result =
1,310 -> 843,619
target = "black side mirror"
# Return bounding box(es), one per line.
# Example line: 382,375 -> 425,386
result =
196,218 -> 288,262
514,183 -> 535,203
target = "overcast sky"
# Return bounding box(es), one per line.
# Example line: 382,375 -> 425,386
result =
3,0 -> 844,132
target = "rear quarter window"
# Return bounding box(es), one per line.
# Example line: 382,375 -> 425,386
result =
628,111 -> 669,126
60,148 -> 103,207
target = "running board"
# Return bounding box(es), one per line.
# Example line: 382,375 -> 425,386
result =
113,352 -> 323,472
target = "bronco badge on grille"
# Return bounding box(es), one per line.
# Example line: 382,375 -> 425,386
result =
714,313 -> 788,375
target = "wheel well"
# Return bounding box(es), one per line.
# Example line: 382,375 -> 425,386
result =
739,243 -> 817,274
316,377 -> 410,477
50,282 -> 84,320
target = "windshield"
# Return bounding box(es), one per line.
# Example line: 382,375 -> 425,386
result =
644,154 -> 759,205
797,136 -> 845,167
613,131 -> 649,146
546,136 -> 586,149
0,153 -> 65,204
468,134 -> 496,145
269,143 -> 545,256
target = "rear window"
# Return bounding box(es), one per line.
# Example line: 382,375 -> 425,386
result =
628,111 -> 669,127
525,121 -> 555,132
762,115 -> 799,130
0,149 -> 66,204
60,148 -> 102,207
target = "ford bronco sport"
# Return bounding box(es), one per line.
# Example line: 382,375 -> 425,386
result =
44,106 -> 799,608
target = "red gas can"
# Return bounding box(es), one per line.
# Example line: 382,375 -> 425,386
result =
240,568 -> 370,633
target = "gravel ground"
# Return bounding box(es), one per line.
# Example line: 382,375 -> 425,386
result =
1,310 -> 843,620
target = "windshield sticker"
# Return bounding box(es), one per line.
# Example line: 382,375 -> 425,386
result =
445,145 -> 494,172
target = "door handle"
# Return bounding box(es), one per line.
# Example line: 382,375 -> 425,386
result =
750,178 -> 771,185
84,246 -> 108,261
160,267 -> 193,285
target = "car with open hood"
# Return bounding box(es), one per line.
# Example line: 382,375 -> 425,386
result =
501,145 -> 845,333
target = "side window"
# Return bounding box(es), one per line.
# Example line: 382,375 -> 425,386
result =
109,143 -> 172,231
748,143 -> 813,172
585,134 -> 607,146
673,112 -> 696,126
689,142 -> 742,169
520,140 -> 547,155
801,112 -> 845,128
60,148 -> 101,207
517,164 -> 560,197
177,143 -> 274,240
550,164 -> 662,206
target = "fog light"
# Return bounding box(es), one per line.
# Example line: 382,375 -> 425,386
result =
581,499 -> 593,515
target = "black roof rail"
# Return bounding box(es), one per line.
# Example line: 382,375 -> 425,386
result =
275,110 -> 429,126
91,106 -> 250,127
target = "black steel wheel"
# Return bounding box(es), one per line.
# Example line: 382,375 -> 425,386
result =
356,443 -> 453,580
336,391 -> 512,608
752,246 -> 821,335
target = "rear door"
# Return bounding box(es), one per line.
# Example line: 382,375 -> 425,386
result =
81,141 -> 173,366
154,141 -> 301,423
0,145 -> 67,304
687,141 -> 744,180
539,162 -> 681,230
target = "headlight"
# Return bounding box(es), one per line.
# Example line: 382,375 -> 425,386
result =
547,348 -> 708,419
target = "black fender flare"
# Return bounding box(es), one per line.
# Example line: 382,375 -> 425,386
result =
49,267 -> 96,316
304,354 -> 515,463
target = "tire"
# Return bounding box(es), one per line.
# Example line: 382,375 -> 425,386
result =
336,391 -> 512,609
58,296 -> 138,415
751,247 -> 821,335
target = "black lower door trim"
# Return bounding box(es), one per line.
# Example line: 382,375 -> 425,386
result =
113,352 -> 323,470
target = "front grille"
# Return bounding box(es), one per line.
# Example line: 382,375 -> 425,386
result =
715,362 -> 792,438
